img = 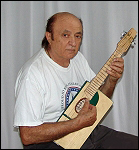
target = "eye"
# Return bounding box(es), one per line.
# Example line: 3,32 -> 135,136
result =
76,35 -> 82,39
63,34 -> 69,38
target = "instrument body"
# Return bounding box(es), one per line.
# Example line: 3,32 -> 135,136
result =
55,83 -> 113,149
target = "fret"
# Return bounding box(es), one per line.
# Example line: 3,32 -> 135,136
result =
96,74 -> 105,83
85,86 -> 95,94
97,69 -> 107,78
90,80 -> 101,89
97,72 -> 106,80
85,88 -> 95,97
115,49 -> 122,56
99,69 -> 108,77
88,82 -> 97,88
93,77 -> 102,86
87,83 -> 98,92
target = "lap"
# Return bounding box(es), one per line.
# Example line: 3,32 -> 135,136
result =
81,125 -> 138,149
23,125 -> 138,149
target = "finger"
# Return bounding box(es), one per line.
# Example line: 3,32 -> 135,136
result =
109,65 -> 124,74
111,58 -> 124,68
82,99 -> 90,109
113,57 -> 124,63
107,69 -> 122,79
109,58 -> 124,74
77,98 -> 89,112
89,104 -> 96,111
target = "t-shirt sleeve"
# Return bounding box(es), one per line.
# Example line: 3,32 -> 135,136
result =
14,69 -> 46,128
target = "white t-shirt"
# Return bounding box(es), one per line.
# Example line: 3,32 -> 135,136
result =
13,48 -> 96,127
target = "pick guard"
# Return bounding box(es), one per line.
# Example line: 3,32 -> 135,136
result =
90,91 -> 99,106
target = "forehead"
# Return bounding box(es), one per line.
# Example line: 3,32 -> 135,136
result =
53,14 -> 82,34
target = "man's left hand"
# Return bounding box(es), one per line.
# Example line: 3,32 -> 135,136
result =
107,57 -> 124,83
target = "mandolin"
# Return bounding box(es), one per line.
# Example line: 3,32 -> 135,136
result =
54,28 -> 137,149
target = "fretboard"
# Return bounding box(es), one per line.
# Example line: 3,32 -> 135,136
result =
84,37 -> 132,98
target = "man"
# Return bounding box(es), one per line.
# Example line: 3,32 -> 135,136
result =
14,12 -> 138,149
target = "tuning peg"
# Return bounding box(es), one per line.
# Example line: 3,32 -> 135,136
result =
120,31 -> 127,39
130,35 -> 137,48
130,40 -> 136,48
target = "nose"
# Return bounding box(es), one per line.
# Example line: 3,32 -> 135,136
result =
69,37 -> 76,47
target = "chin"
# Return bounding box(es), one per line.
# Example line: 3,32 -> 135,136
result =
69,52 -> 78,59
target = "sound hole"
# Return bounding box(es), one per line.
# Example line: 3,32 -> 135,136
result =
75,98 -> 86,113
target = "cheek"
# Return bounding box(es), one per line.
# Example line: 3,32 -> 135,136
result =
76,41 -> 81,48
52,39 -> 62,47
52,40 -> 67,52
59,39 -> 69,48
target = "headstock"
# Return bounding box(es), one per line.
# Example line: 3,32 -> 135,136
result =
117,28 -> 137,54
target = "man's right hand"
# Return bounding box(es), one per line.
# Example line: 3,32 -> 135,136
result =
76,99 -> 97,128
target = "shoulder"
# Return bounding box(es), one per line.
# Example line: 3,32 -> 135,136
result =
16,49 -> 45,83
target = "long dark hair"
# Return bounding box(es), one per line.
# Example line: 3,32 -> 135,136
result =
41,12 -> 83,50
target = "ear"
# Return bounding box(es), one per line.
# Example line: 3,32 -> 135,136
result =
45,32 -> 52,44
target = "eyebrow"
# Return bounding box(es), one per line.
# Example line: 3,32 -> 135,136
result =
76,32 -> 82,35
63,30 -> 82,35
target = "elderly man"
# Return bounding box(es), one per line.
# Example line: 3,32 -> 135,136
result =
14,12 -> 138,149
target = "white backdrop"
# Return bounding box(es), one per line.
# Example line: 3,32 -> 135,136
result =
1,1 -> 138,149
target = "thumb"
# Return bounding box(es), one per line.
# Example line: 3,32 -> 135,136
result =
82,98 -> 90,110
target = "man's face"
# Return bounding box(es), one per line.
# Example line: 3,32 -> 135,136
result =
47,15 -> 83,66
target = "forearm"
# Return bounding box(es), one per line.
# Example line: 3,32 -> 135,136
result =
99,57 -> 124,98
99,75 -> 118,98
20,118 -> 83,145
20,100 -> 97,146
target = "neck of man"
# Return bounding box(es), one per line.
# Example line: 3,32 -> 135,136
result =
45,49 -> 70,68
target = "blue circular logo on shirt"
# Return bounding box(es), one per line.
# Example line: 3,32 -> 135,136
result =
65,86 -> 80,108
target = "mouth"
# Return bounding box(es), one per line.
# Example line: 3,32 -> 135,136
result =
66,49 -> 76,55
66,49 -> 76,52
